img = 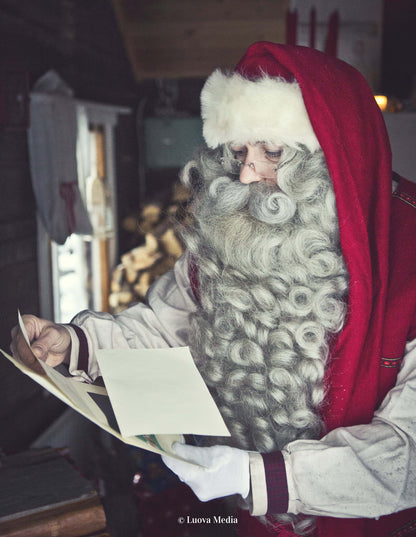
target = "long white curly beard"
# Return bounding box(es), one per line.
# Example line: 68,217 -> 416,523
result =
180,147 -> 349,535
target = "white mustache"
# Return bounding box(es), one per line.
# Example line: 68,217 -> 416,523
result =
204,176 -> 296,225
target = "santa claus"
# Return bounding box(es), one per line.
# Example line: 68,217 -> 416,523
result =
11,43 -> 416,537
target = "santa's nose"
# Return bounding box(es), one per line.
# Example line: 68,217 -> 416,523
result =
239,146 -> 262,184
239,162 -> 262,184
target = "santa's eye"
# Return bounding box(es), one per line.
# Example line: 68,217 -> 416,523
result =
265,149 -> 282,162
230,146 -> 247,161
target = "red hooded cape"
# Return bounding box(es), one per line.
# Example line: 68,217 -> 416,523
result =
230,42 -> 416,537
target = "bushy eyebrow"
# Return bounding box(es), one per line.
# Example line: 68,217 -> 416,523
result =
229,141 -> 282,150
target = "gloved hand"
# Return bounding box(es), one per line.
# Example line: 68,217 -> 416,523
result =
10,314 -> 71,375
162,443 -> 250,502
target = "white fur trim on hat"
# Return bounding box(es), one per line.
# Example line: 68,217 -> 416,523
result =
201,69 -> 320,152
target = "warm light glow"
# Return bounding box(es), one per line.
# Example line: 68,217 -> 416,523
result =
375,95 -> 388,111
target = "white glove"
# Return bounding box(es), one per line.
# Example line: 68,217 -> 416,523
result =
162,443 -> 250,502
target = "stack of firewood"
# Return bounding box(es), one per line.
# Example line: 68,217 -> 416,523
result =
108,183 -> 190,313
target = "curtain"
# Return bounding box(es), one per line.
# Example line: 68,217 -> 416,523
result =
27,71 -> 92,245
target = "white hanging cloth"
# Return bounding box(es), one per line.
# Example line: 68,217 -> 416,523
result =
27,70 -> 92,245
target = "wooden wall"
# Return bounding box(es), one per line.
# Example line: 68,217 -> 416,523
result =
0,118 -> 55,452
382,0 -> 416,98
0,0 -> 139,452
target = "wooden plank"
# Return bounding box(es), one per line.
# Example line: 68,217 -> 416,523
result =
115,0 -> 288,23
0,166 -> 35,220
0,394 -> 66,451
112,0 -> 289,79
128,19 -> 286,41
0,260 -> 39,324
0,130 -> 28,163
0,359 -> 42,419
130,26 -> 286,78
92,127 -> 111,312
0,0 -> 61,33
0,217 -> 37,242
0,449 -> 106,537
0,237 -> 37,270
99,240 -> 110,312
94,128 -> 106,180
